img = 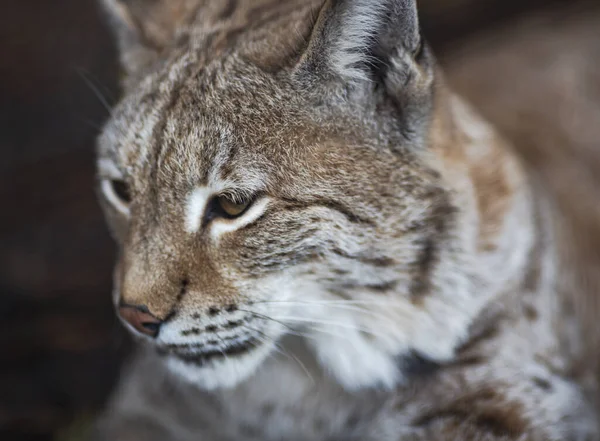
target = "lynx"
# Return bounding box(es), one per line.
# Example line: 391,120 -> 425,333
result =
93,0 -> 600,439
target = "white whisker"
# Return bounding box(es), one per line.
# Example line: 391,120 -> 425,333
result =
265,315 -> 390,340
241,309 -> 365,348
252,301 -> 399,326
241,324 -> 315,386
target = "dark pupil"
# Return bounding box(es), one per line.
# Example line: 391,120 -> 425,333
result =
204,197 -> 240,224
111,180 -> 131,203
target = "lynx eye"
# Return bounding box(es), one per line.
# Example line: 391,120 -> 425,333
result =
110,180 -> 131,203
101,178 -> 131,215
215,196 -> 251,218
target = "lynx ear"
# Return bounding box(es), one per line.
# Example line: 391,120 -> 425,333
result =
299,0 -> 424,81
297,0 -> 434,141
101,0 -> 200,76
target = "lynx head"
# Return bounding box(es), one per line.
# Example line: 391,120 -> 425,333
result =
97,0 -> 531,390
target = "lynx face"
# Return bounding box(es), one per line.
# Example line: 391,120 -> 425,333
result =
97,0 -> 528,390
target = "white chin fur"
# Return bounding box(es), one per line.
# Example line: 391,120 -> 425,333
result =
164,341 -> 274,390
310,330 -> 402,390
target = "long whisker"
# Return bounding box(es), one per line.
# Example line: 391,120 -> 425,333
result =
75,67 -> 114,115
239,308 -> 330,341
254,299 -> 405,306
252,301 -> 401,325
237,309 -> 296,332
266,315 -> 391,340
213,334 -> 232,365
74,116 -> 106,132
241,309 -> 364,346
241,324 -> 315,386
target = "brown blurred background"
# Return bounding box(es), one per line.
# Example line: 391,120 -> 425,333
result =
0,0 -> 596,440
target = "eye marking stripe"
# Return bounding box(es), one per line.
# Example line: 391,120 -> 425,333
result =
184,187 -> 214,233
281,198 -> 374,226
97,158 -> 123,180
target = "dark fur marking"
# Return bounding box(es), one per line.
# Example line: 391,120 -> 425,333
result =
282,198 -> 375,226
217,0 -> 238,21
328,288 -> 354,301
339,280 -> 399,293
400,351 -> 440,377
331,247 -> 395,267
168,338 -> 259,367
413,387 -> 527,437
365,280 -> 398,292
532,377 -> 552,391
523,304 -> 539,321
409,193 -> 457,301
225,320 -> 243,329
332,268 -> 349,275
447,355 -> 486,369
164,278 -> 189,323
181,327 -> 201,336
408,237 -> 435,298
166,343 -> 203,349
415,410 -> 525,438
243,248 -> 322,277
456,316 -> 502,356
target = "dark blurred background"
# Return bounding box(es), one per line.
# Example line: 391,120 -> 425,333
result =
0,0 -> 594,440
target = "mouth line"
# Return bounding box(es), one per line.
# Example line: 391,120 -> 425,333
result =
155,337 -> 260,366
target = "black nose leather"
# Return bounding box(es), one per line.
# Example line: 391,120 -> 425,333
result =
118,304 -> 162,337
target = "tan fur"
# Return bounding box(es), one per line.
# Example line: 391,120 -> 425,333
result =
93,0 -> 600,439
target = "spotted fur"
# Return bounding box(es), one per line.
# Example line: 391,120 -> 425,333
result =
93,0 -> 600,439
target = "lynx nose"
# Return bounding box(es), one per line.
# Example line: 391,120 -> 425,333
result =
118,304 -> 162,338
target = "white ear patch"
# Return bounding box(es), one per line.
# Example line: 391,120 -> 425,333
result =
184,187 -> 213,233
